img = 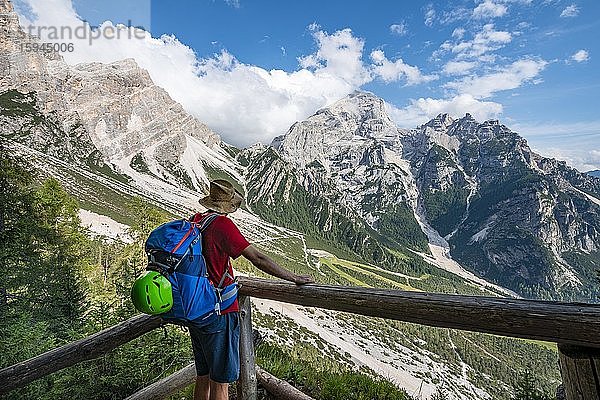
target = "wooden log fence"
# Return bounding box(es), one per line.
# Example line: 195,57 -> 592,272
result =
238,277 -> 600,348
237,295 -> 258,400
2,277 -> 600,399
558,344 -> 600,400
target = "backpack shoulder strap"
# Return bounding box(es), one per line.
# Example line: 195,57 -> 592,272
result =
197,212 -> 220,232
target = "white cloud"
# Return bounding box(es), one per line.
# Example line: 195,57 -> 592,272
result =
451,24 -> 512,59
224,0 -> 240,8
424,4 -> 436,27
473,0 -> 508,19
387,94 -> 503,128
298,26 -> 371,86
370,50 -> 437,85
571,49 -> 589,62
514,121 -> 600,171
390,22 -> 408,36
560,4 -> 579,17
443,60 -> 478,75
446,58 -> 547,98
440,8 -> 471,25
452,27 -> 466,39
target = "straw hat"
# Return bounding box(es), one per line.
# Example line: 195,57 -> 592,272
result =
199,179 -> 243,214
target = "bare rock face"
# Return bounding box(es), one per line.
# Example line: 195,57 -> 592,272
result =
274,91 -> 420,236
0,0 -> 220,163
47,59 -> 219,160
0,2 -> 61,91
277,91 -> 401,170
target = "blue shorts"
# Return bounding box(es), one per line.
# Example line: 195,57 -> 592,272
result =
189,312 -> 240,383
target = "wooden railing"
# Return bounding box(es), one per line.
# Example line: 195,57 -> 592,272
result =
1,277 -> 600,399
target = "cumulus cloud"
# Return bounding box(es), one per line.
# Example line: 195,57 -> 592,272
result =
298,26 -> 371,86
446,58 -> 547,98
434,24 -> 511,61
387,94 -> 503,128
443,60 -> 478,75
370,50 -> 437,85
560,4 -> 579,17
452,27 -> 466,39
571,49 -> 589,62
473,0 -> 508,19
390,22 -> 408,36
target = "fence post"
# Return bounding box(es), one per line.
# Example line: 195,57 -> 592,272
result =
558,344 -> 600,400
237,295 -> 257,400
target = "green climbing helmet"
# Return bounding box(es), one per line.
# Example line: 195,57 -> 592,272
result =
131,271 -> 173,315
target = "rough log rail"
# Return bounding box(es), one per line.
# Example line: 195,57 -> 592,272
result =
238,277 -> 600,348
1,277 -> 600,399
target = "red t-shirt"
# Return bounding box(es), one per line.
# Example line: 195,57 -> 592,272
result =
191,212 -> 250,314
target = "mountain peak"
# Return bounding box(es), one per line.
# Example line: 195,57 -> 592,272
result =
274,91 -> 400,169
424,113 -> 455,130
347,90 -> 380,101
0,0 -> 221,161
0,0 -> 14,13
326,91 -> 394,124
330,90 -> 386,113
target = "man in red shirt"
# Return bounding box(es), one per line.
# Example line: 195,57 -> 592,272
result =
190,179 -> 313,400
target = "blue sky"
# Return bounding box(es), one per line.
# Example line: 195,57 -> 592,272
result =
149,0 -> 599,117
15,0 -> 600,171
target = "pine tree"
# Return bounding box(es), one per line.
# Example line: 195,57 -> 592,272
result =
514,369 -> 552,400
33,178 -> 89,335
0,144 -> 40,309
0,145 -> 55,370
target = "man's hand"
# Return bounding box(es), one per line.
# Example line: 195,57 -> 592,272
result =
293,274 -> 314,285
242,245 -> 314,285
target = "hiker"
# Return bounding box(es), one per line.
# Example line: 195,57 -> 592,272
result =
190,179 -> 314,400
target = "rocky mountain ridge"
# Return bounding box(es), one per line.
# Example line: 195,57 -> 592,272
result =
262,91 -> 600,300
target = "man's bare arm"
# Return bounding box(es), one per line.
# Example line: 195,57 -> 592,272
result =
241,245 -> 314,285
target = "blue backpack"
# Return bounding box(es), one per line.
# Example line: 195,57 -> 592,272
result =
144,213 -> 238,327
